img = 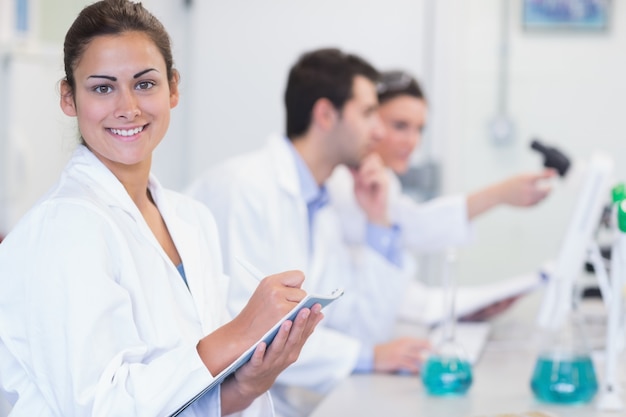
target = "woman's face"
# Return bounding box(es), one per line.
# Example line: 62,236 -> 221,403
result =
61,31 -> 179,174
374,95 -> 427,175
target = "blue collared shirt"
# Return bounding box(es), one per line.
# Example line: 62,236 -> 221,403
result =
176,263 -> 188,288
288,142 -> 330,248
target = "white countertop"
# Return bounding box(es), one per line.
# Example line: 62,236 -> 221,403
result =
311,297 -> 624,417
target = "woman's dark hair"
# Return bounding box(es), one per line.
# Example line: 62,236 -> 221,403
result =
284,48 -> 379,139
63,0 -> 176,93
377,70 -> 425,105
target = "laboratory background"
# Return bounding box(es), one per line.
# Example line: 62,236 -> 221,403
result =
0,0 -> 624,415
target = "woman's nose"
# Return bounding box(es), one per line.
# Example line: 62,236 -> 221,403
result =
114,88 -> 140,120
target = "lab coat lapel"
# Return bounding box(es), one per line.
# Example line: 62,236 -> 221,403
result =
72,147 -> 166,250
267,136 -> 300,199
309,207 -> 330,290
74,147 -> 214,327
71,146 -> 142,213
74,151 -> 176,271
148,177 -> 220,331
266,136 -> 317,278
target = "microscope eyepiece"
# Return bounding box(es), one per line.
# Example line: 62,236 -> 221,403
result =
530,138 -> 571,177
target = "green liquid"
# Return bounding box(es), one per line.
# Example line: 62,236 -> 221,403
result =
421,356 -> 473,396
530,354 -> 598,404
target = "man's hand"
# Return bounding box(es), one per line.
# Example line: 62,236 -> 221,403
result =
373,337 -> 431,374
351,153 -> 391,226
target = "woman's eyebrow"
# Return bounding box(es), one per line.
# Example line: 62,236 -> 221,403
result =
88,74 -> 116,81
86,68 -> 157,82
134,68 -> 157,78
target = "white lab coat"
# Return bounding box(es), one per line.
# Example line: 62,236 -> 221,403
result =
186,136 -> 415,393
0,146 -> 273,417
326,165 -> 474,325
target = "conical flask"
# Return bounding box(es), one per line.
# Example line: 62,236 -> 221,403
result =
421,249 -> 473,396
530,299 -> 598,404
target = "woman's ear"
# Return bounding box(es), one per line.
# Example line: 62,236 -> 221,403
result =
60,80 -> 77,117
169,69 -> 180,109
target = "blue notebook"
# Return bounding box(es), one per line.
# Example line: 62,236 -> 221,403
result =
169,288 -> 344,416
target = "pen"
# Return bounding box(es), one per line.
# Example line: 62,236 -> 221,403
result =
236,257 -> 266,282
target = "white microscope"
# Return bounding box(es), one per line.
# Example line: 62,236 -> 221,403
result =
531,141 -> 624,408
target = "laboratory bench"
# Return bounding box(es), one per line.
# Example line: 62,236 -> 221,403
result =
311,296 -> 624,417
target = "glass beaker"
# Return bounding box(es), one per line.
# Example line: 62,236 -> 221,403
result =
421,340 -> 473,396
421,249 -> 473,396
530,309 -> 598,404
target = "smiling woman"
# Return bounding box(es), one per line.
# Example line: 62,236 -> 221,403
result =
60,30 -> 179,190
0,1 -> 322,416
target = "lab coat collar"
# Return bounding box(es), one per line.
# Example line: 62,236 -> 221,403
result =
285,138 -> 329,211
150,184 -> 212,325
67,146 -> 209,317
266,135 -> 302,199
68,145 -> 175,224
69,145 -> 149,218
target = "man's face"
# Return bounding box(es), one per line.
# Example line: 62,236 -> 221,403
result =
331,75 -> 384,169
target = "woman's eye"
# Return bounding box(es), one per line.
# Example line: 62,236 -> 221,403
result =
136,81 -> 155,90
392,121 -> 408,131
94,85 -> 112,94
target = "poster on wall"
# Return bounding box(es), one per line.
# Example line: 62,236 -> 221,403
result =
523,0 -> 610,31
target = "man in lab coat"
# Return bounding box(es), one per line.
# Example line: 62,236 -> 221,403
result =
187,48 -> 427,416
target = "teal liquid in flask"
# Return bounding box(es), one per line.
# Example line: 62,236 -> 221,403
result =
530,352 -> 598,404
421,249 -> 472,396
421,342 -> 473,396
530,306 -> 598,405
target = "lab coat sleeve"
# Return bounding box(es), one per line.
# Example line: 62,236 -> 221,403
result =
393,193 -> 474,252
313,207 -> 416,347
327,165 -> 474,253
0,202 -> 216,417
187,387 -> 274,417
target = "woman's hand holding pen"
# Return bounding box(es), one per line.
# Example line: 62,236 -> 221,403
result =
219,271 -> 324,414
197,271 -> 317,373
236,270 -> 310,342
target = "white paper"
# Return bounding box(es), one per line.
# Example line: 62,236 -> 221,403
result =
398,272 -> 546,327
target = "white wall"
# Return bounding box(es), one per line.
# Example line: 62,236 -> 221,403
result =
448,0 -> 626,284
176,0 -> 428,186
0,45 -> 72,236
